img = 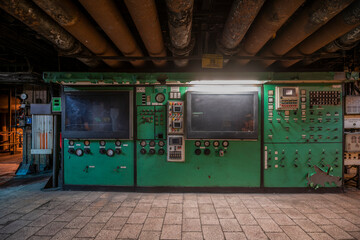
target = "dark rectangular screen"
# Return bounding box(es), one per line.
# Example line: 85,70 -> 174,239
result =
186,92 -> 258,139
63,91 -> 131,139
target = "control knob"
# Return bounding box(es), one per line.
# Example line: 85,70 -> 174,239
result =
106,149 -> 115,157
75,149 -> 83,157
84,148 -> 91,154
115,149 -> 122,155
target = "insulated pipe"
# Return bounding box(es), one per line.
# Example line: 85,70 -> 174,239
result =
124,0 -> 167,67
281,0 -> 360,68
79,0 -> 145,68
32,0 -> 122,68
303,26 -> 360,65
259,0 -> 354,68
0,0 -> 99,67
236,0 -> 305,66
217,0 -> 265,62
166,0 -> 195,67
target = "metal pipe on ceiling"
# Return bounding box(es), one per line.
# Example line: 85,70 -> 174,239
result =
236,0 -> 305,66
303,26 -> 360,65
78,0 -> 145,68
124,0 -> 167,67
0,0 -> 99,68
280,0 -> 360,68
166,0 -> 195,67
216,0 -> 265,63
258,0 -> 354,68
32,0 -> 122,68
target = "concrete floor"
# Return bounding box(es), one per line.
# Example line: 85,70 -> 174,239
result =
1,182 -> 360,239
0,153 -> 22,185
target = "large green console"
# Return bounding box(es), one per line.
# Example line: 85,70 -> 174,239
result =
58,77 -> 344,191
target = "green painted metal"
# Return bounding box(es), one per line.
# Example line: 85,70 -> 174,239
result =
137,140 -> 261,187
263,84 -> 343,187
64,139 -> 134,186
52,97 -> 61,112
136,86 -> 262,187
43,72 -> 344,84
264,85 -> 343,143
264,143 -> 342,187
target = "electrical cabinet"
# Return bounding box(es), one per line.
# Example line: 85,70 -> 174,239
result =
264,84 -> 343,188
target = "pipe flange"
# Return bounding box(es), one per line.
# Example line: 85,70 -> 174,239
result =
167,36 -> 195,56
216,37 -> 242,56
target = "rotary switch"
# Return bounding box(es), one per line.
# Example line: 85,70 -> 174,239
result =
106,149 -> 115,157
75,149 -> 83,157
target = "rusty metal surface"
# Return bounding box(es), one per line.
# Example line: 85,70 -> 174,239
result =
0,0 -> 99,67
237,0 -> 305,66
217,0 -> 265,57
166,0 -> 194,67
32,0 -> 122,68
259,0 -> 354,68
281,0 -> 360,68
124,0 -> 167,67
79,0 -> 144,68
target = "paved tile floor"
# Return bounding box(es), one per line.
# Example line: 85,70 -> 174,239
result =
1,182 -> 360,239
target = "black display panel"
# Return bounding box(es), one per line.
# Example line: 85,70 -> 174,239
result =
186,92 -> 258,139
63,91 -> 132,139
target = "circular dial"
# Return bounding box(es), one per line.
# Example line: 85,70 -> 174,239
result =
213,141 -> 220,147
69,140 -> 75,146
158,140 -> 165,147
222,141 -> 229,147
149,140 -> 156,147
20,93 -> 28,100
115,149 -> 122,154
140,148 -> 147,154
115,140 -> 122,146
106,149 -> 115,157
140,140 -> 147,147
194,141 -> 201,147
149,149 -> 156,154
158,149 -> 165,155
204,141 -> 210,147
99,140 -> 106,146
75,149 -> 83,157
84,140 -> 90,146
195,149 -> 201,155
155,93 -> 165,103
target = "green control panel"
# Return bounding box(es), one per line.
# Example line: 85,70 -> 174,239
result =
63,139 -> 134,186
135,86 -> 262,187
264,84 -> 343,187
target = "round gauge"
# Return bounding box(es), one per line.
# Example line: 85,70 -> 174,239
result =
222,141 -> 229,147
155,93 -> 165,103
115,140 -> 122,146
158,149 -> 165,155
194,141 -> 201,147
106,149 -> 114,157
158,140 -> 165,147
149,140 -> 156,147
140,140 -> 147,147
204,141 -> 210,147
149,149 -> 156,155
75,148 -> 83,157
99,140 -> 106,146
213,141 -> 220,147
20,93 -> 28,100
84,140 -> 90,146
69,140 -> 74,146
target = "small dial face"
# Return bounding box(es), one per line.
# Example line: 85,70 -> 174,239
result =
155,93 -> 165,103
20,93 -> 28,100
106,149 -> 114,157
69,140 -> 74,146
194,141 -> 201,147
140,140 -> 147,147
158,140 -> 165,147
204,141 -> 210,147
213,141 -> 220,147
84,140 -> 90,146
99,140 -> 106,146
115,140 -> 122,146
149,140 -> 156,147
222,141 -> 229,147
75,148 -> 83,156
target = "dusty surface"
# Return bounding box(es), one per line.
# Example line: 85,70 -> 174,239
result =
1,181 -> 360,239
